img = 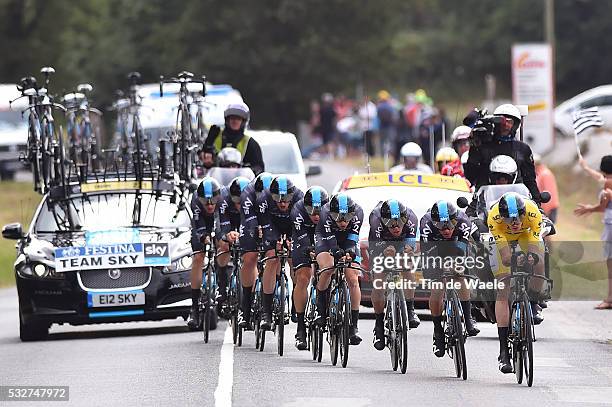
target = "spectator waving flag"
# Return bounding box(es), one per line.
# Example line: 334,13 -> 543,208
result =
572,107 -> 604,136
572,107 -> 604,159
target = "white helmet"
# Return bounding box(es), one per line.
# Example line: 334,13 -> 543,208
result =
489,155 -> 518,184
493,104 -> 521,122
451,125 -> 472,142
400,142 -> 422,158
460,151 -> 469,165
224,102 -> 250,121
218,147 -> 242,168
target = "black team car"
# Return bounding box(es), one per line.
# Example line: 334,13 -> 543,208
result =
3,178 -> 195,341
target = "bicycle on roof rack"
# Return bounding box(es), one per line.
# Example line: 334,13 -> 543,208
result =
63,84 -> 103,176
12,67 -> 67,194
159,71 -> 207,184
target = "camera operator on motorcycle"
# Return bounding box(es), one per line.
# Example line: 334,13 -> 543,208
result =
463,104 -> 541,215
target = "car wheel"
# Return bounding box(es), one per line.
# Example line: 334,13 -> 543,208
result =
19,307 -> 49,342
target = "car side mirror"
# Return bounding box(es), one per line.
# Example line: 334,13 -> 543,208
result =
540,191 -> 551,204
2,223 -> 23,240
456,197 -> 469,208
306,165 -> 322,177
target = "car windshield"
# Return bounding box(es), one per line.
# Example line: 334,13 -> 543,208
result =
477,184 -> 531,211
34,193 -> 190,232
0,110 -> 27,131
259,142 -> 299,174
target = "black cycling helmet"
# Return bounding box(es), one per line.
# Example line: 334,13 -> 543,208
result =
329,193 -> 356,222
254,172 -> 273,194
229,176 -> 250,204
430,200 -> 458,230
498,192 -> 527,224
380,199 -> 408,229
304,186 -> 329,215
196,177 -> 222,205
270,176 -> 296,203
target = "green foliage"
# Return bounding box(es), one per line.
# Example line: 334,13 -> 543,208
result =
0,0 -> 606,129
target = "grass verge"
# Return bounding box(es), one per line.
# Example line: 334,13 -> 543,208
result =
0,182 -> 41,287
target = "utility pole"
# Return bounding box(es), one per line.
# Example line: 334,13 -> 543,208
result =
545,0 -> 555,106
544,0 -> 555,54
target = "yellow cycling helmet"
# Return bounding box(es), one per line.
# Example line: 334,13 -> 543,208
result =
435,147 -> 459,163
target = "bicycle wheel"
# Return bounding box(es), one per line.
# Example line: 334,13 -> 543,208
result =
450,292 -> 467,380
387,295 -> 398,371
339,282 -> 350,368
40,119 -> 52,190
329,289 -> 339,366
276,273 -> 287,356
512,304 -> 523,384
523,296 -> 534,387
230,273 -> 239,345
397,293 -> 409,374
202,267 -> 213,343
307,286 -> 317,360
315,326 -> 323,363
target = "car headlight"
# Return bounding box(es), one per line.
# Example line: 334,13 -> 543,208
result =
18,263 -> 65,280
163,255 -> 193,273
34,264 -> 48,278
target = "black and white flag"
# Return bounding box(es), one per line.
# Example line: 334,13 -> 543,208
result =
572,107 -> 604,136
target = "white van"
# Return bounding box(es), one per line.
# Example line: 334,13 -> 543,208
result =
249,130 -> 321,191
0,84 -> 28,179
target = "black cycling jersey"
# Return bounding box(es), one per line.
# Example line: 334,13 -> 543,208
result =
419,210 -> 471,257
218,189 -> 241,238
368,202 -> 419,259
314,202 -> 364,262
290,200 -> 318,267
257,189 -> 304,246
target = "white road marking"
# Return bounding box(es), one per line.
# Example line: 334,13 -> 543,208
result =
282,397 -> 371,407
214,326 -> 234,407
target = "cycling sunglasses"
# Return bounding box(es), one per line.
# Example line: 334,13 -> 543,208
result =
330,211 -> 355,223
382,216 -> 407,229
502,214 -> 524,225
432,218 -> 458,230
199,195 -> 222,206
305,205 -> 322,216
271,192 -> 294,203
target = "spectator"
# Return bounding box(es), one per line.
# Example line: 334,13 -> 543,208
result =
358,96 -> 378,157
320,93 -> 337,158
376,90 -> 398,159
402,93 -> 420,142
574,155 -> 612,310
534,153 -> 559,223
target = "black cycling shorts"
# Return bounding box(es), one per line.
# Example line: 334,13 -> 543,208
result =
191,234 -> 205,254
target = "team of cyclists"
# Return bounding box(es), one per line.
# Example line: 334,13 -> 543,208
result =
187,102 -> 552,375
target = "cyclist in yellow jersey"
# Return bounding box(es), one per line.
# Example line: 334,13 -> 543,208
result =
487,192 -> 545,374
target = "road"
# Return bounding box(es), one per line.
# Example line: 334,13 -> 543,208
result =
2,159 -> 612,406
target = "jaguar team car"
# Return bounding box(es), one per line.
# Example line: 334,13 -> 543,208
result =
2,179 -> 195,341
335,172 -> 472,307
